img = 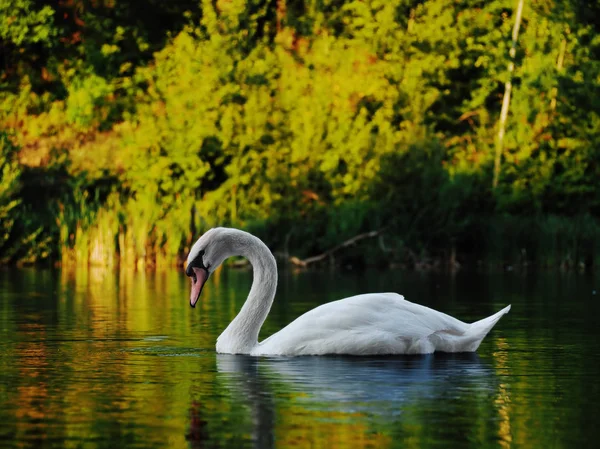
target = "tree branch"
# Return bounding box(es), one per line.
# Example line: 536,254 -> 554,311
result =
289,226 -> 389,267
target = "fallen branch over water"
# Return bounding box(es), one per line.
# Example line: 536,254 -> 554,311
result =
289,227 -> 389,267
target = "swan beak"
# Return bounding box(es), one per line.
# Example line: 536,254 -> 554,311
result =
189,267 -> 209,308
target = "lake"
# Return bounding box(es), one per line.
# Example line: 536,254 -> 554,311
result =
0,266 -> 598,449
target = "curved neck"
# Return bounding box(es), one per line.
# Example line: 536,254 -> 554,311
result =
216,234 -> 277,354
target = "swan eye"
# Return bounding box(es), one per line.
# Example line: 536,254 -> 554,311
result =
199,250 -> 210,270
186,249 -> 208,277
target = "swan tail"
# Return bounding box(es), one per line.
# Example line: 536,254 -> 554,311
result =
462,305 -> 511,351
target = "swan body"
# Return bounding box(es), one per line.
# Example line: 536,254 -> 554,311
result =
186,228 -> 510,356
253,294 -> 510,356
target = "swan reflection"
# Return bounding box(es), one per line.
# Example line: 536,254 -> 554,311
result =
210,352 -> 498,449
182,353 -> 499,448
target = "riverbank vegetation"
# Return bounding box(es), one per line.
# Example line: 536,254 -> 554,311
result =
1,0 -> 599,270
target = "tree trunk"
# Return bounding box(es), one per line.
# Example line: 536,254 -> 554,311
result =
550,37 -> 567,112
276,0 -> 286,33
493,0 -> 525,189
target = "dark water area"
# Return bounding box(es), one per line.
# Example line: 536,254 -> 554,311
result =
0,266 -> 598,449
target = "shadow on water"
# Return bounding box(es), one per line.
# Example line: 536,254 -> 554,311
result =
217,352 -> 494,405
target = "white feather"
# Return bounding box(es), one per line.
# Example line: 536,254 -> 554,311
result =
254,295 -> 510,355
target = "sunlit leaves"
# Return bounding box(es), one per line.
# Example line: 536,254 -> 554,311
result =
0,0 -> 598,266
0,0 -> 56,46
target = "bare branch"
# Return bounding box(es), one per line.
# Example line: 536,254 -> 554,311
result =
289,227 -> 389,267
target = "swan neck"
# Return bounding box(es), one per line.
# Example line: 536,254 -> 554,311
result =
217,234 -> 277,354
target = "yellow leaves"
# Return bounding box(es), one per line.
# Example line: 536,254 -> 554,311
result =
556,138 -> 580,150
259,30 -> 404,203
219,107 -> 236,150
65,74 -> 112,129
119,62 -> 132,74
100,44 -> 119,56
274,27 -> 295,50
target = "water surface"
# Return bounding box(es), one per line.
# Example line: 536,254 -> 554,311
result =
0,267 -> 598,448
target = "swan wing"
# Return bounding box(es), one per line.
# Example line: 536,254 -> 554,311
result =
254,293 -> 472,356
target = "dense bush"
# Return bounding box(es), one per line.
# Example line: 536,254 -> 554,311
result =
0,0 -> 598,269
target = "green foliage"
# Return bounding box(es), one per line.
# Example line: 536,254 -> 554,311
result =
0,0 -> 599,269
484,213 -> 600,268
0,132 -> 21,262
0,0 -> 55,46
372,137 -> 489,260
65,73 -> 113,129
0,132 -> 53,263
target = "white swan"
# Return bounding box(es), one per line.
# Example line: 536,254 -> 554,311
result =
185,227 -> 510,356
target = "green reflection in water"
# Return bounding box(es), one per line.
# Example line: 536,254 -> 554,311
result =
0,267 -> 598,449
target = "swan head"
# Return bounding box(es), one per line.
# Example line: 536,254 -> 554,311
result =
185,227 -> 248,308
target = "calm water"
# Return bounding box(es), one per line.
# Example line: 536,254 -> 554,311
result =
0,266 -> 598,449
